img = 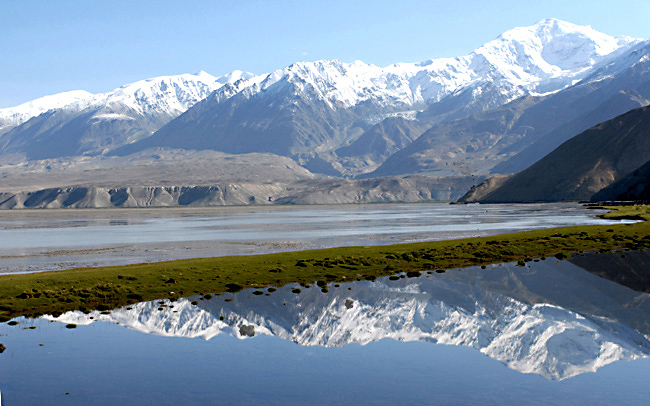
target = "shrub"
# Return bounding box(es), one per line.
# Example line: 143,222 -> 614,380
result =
225,284 -> 243,293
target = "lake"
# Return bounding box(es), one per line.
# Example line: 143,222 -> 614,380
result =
1,251 -> 650,405
0,202 -> 631,274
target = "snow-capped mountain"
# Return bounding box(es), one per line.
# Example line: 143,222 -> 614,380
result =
218,18 -> 639,111
2,19 -> 649,181
112,19 -> 648,176
48,259 -> 650,380
0,70 -> 256,160
0,90 -> 94,133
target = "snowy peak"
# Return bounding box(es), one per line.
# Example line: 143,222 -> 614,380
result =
216,70 -> 257,85
0,70 -> 257,132
258,59 -> 391,108
96,72 -> 224,117
228,19 -> 643,111
0,90 -> 94,130
474,19 -> 641,93
2,19 -> 644,124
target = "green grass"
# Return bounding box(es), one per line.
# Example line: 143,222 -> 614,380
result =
1,205 -> 649,322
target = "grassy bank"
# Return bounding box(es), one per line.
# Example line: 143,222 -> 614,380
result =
1,205 -> 649,322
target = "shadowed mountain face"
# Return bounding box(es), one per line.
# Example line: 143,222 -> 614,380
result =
493,50 -> 650,174
370,56 -> 650,179
113,76 -> 368,160
460,106 -> 650,203
48,254 -> 650,380
0,103 -> 171,160
592,159 -> 650,201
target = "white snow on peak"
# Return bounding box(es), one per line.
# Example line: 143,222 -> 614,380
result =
216,70 -> 256,85
0,90 -> 94,130
1,19 -> 645,129
233,19 -> 643,109
94,72 -> 224,117
0,70 -> 258,130
473,18 -> 640,94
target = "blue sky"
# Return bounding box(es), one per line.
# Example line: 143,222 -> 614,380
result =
2,0 -> 650,108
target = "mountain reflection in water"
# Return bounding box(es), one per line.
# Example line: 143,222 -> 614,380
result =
49,252 -> 650,381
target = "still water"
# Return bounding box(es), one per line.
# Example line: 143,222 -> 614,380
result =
0,203 -> 632,274
2,251 -> 650,405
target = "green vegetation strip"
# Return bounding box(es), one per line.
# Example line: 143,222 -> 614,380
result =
1,205 -> 650,322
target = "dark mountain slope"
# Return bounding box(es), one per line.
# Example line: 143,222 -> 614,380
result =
370,55 -> 650,179
591,159 -> 650,201
460,106 -> 650,202
493,54 -> 650,173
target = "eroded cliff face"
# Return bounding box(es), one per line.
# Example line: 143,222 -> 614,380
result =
0,176 -> 478,209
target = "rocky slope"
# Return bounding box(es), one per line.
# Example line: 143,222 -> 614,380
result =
0,175 -> 476,209
460,105 -> 650,202
591,159 -> 650,201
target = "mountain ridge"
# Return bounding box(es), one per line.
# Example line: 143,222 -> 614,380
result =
1,19 -> 649,205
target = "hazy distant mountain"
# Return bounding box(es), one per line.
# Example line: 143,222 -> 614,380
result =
0,71 -> 254,160
460,105 -> 650,202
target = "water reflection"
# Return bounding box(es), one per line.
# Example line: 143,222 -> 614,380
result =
46,253 -> 650,381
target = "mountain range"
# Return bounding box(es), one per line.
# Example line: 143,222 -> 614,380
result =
2,19 -> 650,207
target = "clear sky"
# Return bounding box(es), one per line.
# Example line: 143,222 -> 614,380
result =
2,0 -> 650,108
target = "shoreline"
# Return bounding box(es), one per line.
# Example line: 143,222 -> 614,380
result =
0,202 -> 620,275
1,205 -> 649,322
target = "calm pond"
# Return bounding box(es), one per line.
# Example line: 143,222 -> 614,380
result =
0,202 -> 631,274
2,251 -> 650,405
